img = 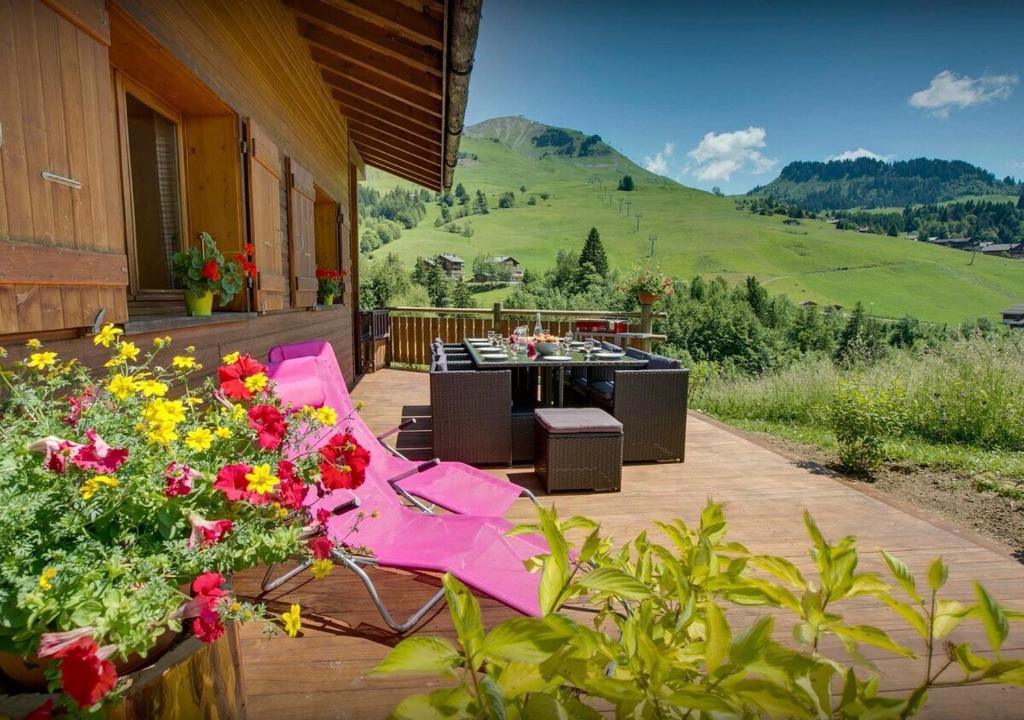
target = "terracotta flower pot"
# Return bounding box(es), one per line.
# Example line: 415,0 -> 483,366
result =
0,629 -> 179,691
184,290 -> 214,316
637,291 -> 657,305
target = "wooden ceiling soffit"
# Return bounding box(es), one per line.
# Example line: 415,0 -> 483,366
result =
348,129 -> 441,169
356,150 -> 440,189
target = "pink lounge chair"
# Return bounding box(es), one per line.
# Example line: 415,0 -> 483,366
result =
267,341 -> 538,516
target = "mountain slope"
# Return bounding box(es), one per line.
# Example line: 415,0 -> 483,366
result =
362,118 -> 1024,323
751,157 -> 1018,211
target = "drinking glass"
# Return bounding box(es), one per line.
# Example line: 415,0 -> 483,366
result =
583,340 -> 594,360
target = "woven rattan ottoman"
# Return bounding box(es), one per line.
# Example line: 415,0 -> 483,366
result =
534,408 -> 623,493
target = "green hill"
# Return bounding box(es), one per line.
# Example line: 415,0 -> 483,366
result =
363,117 -> 1024,323
750,157 -> 1020,211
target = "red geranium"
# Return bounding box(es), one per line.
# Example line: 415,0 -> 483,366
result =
214,463 -> 269,505
275,460 -> 307,509
243,243 -> 255,256
201,259 -> 221,282
188,513 -> 234,548
217,354 -> 268,400
42,637 -> 117,709
247,405 -> 287,450
308,536 -> 334,560
234,253 -> 258,279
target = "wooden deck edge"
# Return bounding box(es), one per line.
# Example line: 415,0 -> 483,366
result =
688,410 -> 1023,564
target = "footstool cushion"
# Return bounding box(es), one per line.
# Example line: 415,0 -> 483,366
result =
534,408 -> 623,493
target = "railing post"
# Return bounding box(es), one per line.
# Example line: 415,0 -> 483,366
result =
640,302 -> 654,334
492,302 -> 503,332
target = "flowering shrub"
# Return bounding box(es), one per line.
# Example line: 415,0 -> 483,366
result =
376,503 -> 1024,719
316,268 -> 346,301
623,267 -> 674,300
0,328 -> 368,713
171,232 -> 254,303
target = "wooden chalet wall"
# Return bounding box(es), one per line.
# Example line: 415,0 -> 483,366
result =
0,0 -> 360,382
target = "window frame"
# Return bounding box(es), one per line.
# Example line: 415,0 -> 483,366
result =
114,71 -> 191,302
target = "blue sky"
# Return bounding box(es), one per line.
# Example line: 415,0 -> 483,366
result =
464,1 -> 1024,194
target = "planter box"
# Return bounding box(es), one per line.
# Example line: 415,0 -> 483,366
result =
0,625 -> 245,720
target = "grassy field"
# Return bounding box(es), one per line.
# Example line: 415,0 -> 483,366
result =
365,129 -> 1024,323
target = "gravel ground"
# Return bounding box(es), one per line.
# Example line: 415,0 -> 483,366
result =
737,430 -> 1024,561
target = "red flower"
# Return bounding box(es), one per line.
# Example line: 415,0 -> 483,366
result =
187,572 -> 227,643
217,354 -> 268,400
214,463 -> 268,505
63,388 -> 96,428
275,460 -> 306,509
192,571 -> 228,602
318,461 -> 358,490
23,699 -> 53,720
247,405 -> 287,450
317,433 -> 369,491
192,609 -> 225,643
71,429 -> 129,474
32,436 -> 84,474
201,259 -> 220,282
188,513 -> 234,548
235,254 -> 258,279
243,243 -> 255,256
45,637 -> 117,709
164,462 -> 197,497
308,536 -> 334,560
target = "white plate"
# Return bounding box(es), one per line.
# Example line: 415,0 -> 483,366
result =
466,338 -> 491,342
479,350 -> 507,356
593,351 -> 625,358
538,354 -> 573,361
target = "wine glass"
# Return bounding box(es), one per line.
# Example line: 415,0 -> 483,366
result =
583,340 -> 594,360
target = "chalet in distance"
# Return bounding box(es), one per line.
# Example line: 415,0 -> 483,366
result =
1003,304 -> 1024,329
419,253 -> 465,280
0,0 -> 480,386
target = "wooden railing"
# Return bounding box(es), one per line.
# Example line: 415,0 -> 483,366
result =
386,304 -> 668,366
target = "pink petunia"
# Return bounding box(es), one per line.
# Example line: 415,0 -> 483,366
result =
188,514 -> 234,548
164,462 -> 198,498
71,430 -> 129,474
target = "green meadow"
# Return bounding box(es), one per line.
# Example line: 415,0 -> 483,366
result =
365,134 -> 1024,323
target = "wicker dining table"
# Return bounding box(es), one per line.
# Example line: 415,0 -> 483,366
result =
461,338 -> 647,407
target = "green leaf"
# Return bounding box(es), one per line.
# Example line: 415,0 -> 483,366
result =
974,582 -> 1009,655
832,624 -> 914,658
496,662 -> 547,698
980,660 -> 1024,685
443,574 -> 485,669
732,678 -> 815,719
880,550 -> 921,603
729,615 -> 773,667
704,600 -> 730,671
664,686 -> 734,713
478,676 -> 506,720
927,557 -> 948,592
953,643 -> 989,673
539,554 -> 567,616
933,600 -> 968,639
522,693 -> 567,720
392,687 -> 473,719
578,567 -> 653,600
748,555 -> 807,590
879,595 -> 929,639
370,636 -> 461,675
483,618 -> 572,663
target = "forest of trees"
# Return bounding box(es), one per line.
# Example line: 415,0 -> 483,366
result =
357,185 -> 430,253
751,157 -> 1022,211
833,199 -> 1024,242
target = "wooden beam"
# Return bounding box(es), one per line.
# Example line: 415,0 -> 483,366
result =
339,103 -> 442,150
348,128 -> 441,169
357,149 -> 440,189
323,0 -> 444,50
310,47 -> 441,106
0,242 -> 129,286
284,0 -> 442,74
443,0 -> 483,190
299,21 -> 443,97
348,136 -> 441,178
331,86 -> 436,133
344,108 -> 438,154
318,66 -> 440,119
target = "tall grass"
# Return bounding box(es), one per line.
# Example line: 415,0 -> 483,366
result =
695,334 -> 1024,456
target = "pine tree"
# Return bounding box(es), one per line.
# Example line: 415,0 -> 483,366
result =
617,175 -> 635,191
579,227 -> 609,277
454,182 -> 467,202
473,190 -> 489,215
451,280 -> 472,308
1018,191 -> 1024,210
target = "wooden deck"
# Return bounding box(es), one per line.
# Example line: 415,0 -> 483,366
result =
234,369 -> 1024,719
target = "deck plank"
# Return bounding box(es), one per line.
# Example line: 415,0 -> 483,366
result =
234,369 -> 1024,719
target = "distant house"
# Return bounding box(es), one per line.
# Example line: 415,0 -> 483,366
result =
419,254 -> 465,280
980,243 -> 1024,258
1002,304 -> 1024,329
798,300 -> 818,309
491,256 -> 524,281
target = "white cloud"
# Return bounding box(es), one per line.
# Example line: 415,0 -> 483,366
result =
909,70 -> 1018,117
827,148 -> 895,162
643,142 -> 675,176
687,127 -> 776,182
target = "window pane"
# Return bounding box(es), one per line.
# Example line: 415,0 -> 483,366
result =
126,93 -> 183,291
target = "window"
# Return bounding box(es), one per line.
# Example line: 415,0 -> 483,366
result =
123,91 -> 185,293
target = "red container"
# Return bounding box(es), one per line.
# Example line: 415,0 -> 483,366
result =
609,319 -> 628,333
575,319 -> 611,332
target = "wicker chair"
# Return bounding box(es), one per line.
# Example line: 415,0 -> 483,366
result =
611,367 -> 688,463
430,369 -> 511,466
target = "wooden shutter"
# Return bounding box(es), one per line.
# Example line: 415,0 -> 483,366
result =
288,159 -> 317,308
0,0 -> 128,334
246,120 -> 286,312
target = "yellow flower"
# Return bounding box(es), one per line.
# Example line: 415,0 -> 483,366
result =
185,396 -> 204,406
138,379 -> 169,398
26,338 -> 42,350
278,506 -> 289,519
0,346 -> 7,358
243,609 -> 253,620
153,335 -> 172,349
117,341 -> 140,362
310,559 -> 333,580
301,405 -> 317,418
222,351 -> 240,365
231,404 -> 246,422
281,604 -> 301,637
230,601 -> 242,613
93,324 -> 123,348
108,374 -> 137,400
185,345 -> 196,353
172,355 -> 197,370
147,423 -> 178,446
315,406 -> 337,426
245,464 -> 279,495
38,567 -> 57,592
243,372 -> 268,394
27,352 -> 58,370
214,426 -> 233,439
81,475 -> 119,500
185,428 -> 214,452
